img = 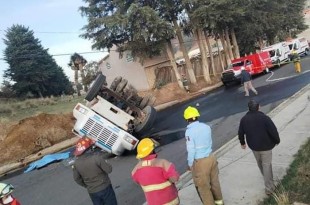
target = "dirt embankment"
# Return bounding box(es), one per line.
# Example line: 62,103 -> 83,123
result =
0,113 -> 75,166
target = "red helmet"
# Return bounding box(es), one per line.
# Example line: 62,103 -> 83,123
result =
74,137 -> 95,156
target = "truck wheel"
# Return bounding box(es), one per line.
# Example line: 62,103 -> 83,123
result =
139,95 -> 151,109
305,48 -> 310,56
110,76 -> 122,91
116,79 -> 128,94
85,74 -> 106,101
134,106 -> 157,134
147,96 -> 156,107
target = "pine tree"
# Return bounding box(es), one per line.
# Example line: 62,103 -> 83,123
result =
3,25 -> 73,97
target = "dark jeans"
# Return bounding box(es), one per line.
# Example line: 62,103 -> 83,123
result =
89,185 -> 117,205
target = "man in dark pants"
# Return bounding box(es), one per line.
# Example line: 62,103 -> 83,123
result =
72,137 -> 117,205
240,66 -> 258,96
238,99 -> 280,195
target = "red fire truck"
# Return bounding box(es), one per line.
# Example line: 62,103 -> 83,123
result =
221,51 -> 273,86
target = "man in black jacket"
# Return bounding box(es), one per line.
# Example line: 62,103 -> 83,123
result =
238,99 -> 280,195
72,137 -> 117,205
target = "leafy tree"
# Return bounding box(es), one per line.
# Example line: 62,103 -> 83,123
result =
80,1 -> 174,61
0,80 -> 15,98
83,61 -> 100,87
3,25 -> 73,97
68,53 -> 88,95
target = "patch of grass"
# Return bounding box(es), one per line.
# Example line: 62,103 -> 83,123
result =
0,95 -> 84,122
260,138 -> 310,205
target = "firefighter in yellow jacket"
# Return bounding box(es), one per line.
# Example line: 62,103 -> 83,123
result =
291,49 -> 301,73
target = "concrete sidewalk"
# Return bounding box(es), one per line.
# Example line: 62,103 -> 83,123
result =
176,85 -> 310,205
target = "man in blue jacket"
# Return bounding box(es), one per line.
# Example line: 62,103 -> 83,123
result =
238,99 -> 280,195
240,66 -> 258,96
184,106 -> 224,205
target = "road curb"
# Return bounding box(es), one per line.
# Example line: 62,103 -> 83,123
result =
176,83 -> 310,190
0,137 -> 78,176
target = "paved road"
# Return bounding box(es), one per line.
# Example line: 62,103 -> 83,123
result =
1,56 -> 310,205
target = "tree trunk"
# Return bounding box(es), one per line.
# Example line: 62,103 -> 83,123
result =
74,69 -> 81,96
166,41 -> 183,88
205,32 -> 216,76
231,29 -> 240,58
173,20 -> 197,84
258,37 -> 264,50
219,32 -> 231,65
216,38 -> 225,71
225,28 -> 234,60
79,64 -> 88,92
196,29 -> 211,84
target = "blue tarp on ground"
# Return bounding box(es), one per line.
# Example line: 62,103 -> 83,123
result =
24,152 -> 70,173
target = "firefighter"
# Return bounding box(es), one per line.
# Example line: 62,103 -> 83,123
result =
291,48 -> 301,73
72,137 -> 117,205
181,74 -> 190,93
0,183 -> 21,205
131,138 -> 180,205
184,106 -> 224,205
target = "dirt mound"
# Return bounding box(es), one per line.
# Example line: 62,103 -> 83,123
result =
150,77 -> 219,105
0,113 -> 75,165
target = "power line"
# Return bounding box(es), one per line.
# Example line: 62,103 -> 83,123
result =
0,51 -> 108,61
0,29 -> 81,34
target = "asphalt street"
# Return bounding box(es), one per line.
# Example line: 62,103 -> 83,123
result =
1,56 -> 310,205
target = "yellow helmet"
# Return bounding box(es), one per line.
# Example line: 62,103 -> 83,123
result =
184,106 -> 200,120
136,138 -> 156,159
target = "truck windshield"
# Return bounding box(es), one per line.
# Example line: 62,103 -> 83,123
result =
232,61 -> 244,67
288,44 -> 293,50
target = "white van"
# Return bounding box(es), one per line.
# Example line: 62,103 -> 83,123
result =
262,42 -> 290,67
286,37 -> 310,57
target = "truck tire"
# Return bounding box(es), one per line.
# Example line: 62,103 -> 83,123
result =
116,79 -> 128,94
139,95 -> 151,109
147,96 -> 156,107
134,106 -> 156,134
85,74 -> 106,101
305,48 -> 309,56
276,59 -> 281,68
110,76 -> 122,91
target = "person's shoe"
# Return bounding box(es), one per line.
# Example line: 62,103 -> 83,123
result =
255,91 -> 258,95
245,94 -> 249,97
215,199 -> 224,205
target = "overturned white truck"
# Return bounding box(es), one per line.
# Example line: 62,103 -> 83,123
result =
72,74 -> 156,155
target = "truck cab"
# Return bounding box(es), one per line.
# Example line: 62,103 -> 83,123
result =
221,51 -> 272,86
72,74 -> 156,155
287,38 -> 310,58
262,42 -> 290,67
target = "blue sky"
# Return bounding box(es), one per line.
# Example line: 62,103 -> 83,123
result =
0,0 -> 107,83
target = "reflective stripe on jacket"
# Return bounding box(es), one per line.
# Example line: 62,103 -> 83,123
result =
132,154 -> 180,205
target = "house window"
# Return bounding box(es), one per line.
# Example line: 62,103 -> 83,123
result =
106,62 -> 111,69
126,53 -> 133,62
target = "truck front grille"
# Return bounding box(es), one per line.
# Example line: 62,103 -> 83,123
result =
82,118 -> 118,149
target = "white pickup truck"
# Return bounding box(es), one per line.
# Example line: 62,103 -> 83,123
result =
72,74 -> 156,155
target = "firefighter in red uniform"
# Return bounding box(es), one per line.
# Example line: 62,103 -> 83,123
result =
0,183 -> 21,205
132,138 -> 180,205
